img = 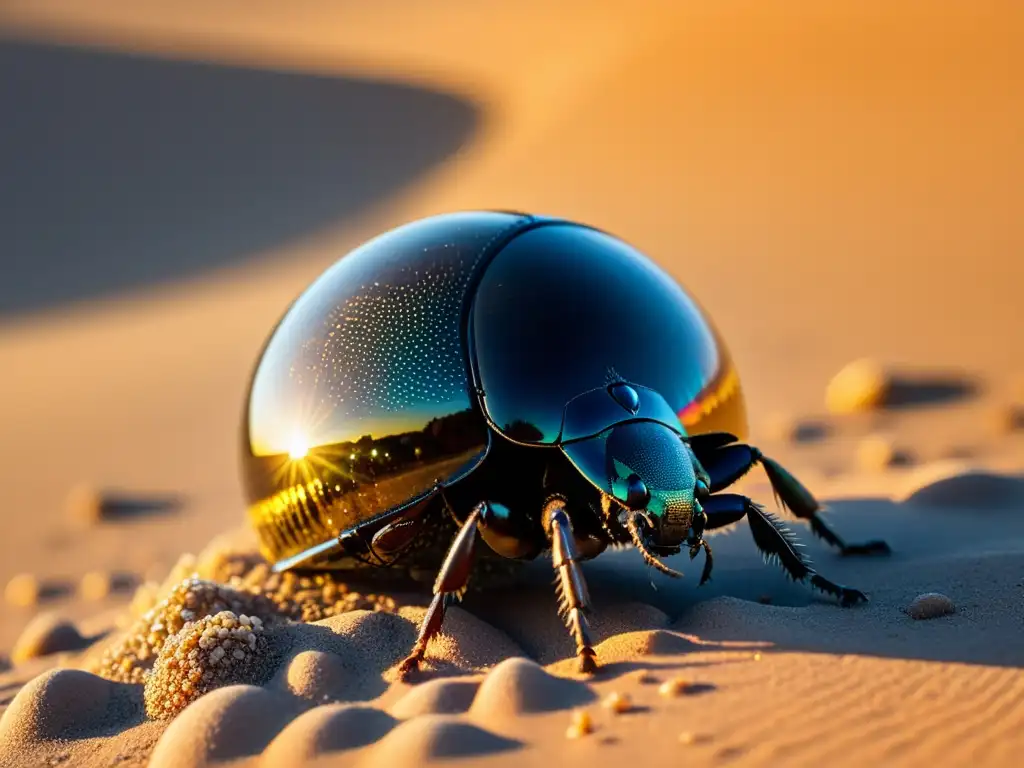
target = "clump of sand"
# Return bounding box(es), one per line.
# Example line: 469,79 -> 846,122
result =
88,549 -> 400,687
144,610 -> 272,719
89,577 -> 281,684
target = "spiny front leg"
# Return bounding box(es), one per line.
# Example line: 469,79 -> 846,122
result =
544,499 -> 598,674
704,493 -> 867,607
688,433 -> 890,556
397,503 -> 484,680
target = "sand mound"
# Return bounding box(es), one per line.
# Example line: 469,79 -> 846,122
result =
468,658 -> 595,720
897,463 -> 1024,508
590,629 -> 708,664
480,595 -> 670,666
147,684 -> 296,768
675,596 -> 799,643
261,703 -> 398,767
389,606 -> 525,677
273,610 -> 414,702
358,714 -> 522,767
10,613 -> 92,664
273,649 -> 349,703
0,668 -> 142,745
269,606 -> 522,701
389,678 -> 481,719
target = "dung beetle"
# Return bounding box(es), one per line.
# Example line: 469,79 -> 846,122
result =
241,212 -> 890,678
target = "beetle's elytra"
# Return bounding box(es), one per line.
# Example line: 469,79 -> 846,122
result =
242,212 -> 889,678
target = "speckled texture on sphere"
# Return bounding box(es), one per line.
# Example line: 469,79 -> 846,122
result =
144,610 -> 270,719
245,213 -> 529,454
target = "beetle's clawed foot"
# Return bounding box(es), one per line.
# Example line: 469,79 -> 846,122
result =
838,587 -> 868,607
840,540 -> 892,557
578,649 -> 598,675
396,653 -> 425,683
810,575 -> 868,607
687,539 -> 714,586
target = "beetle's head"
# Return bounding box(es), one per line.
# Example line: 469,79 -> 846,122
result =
563,419 -> 710,577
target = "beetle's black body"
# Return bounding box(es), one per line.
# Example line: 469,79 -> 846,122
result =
242,212 -> 889,678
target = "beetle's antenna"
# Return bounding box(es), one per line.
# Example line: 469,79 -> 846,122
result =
626,512 -> 684,578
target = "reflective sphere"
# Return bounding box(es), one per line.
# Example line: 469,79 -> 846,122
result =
241,212 -> 747,569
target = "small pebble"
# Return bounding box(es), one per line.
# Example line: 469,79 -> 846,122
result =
763,412 -> 799,442
128,581 -> 161,616
857,435 -> 898,471
752,652 -> 763,661
826,358 -> 891,414
764,413 -> 829,443
659,677 -> 691,697
65,483 -> 107,526
1011,373 -> 1024,403
906,592 -> 956,620
79,571 -> 113,602
566,709 -> 593,739
679,732 -> 712,745
631,670 -> 657,685
986,404 -> 1023,436
11,613 -> 90,664
4,573 -> 40,607
602,691 -> 633,714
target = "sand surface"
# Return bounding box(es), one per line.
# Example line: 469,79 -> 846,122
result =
1,1 -> 1023,766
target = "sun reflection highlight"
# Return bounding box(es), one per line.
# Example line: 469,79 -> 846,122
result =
288,434 -> 310,461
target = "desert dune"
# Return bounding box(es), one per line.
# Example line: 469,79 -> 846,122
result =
0,1 -> 1023,766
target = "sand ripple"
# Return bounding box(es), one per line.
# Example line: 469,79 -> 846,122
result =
147,684 -> 296,768
261,703 -> 398,767
358,714 -> 522,768
468,658 -> 595,719
389,678 -> 480,719
0,668 -> 141,744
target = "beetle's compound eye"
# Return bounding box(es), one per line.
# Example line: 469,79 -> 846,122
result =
610,459 -> 650,509
625,473 -> 651,510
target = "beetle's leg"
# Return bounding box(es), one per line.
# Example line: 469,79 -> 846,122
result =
704,493 -> 867,607
396,503 -> 486,680
690,439 -> 890,556
543,498 -> 598,674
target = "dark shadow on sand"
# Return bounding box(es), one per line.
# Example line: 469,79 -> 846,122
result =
0,36 -> 479,317
88,493 -> 185,523
884,373 -> 979,409
470,471 -> 1024,670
